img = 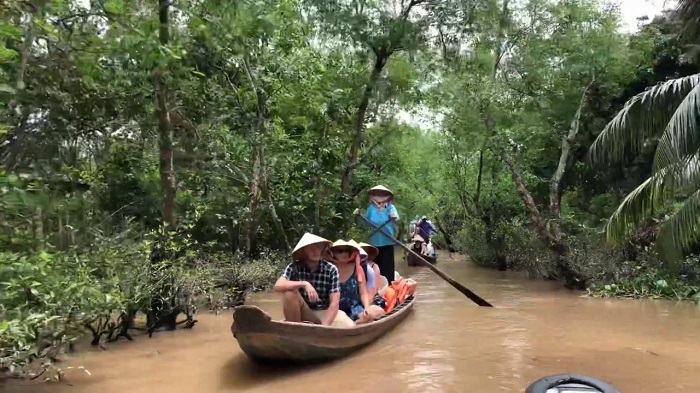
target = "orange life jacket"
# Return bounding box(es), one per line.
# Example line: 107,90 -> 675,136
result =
383,286 -> 398,312
382,277 -> 418,312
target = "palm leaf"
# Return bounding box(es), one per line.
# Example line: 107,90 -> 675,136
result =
604,153 -> 700,245
677,0 -> 700,40
594,0 -> 700,261
656,188 -> 700,263
589,74 -> 700,165
653,80 -> 700,170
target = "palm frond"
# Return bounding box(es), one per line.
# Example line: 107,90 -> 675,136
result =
656,188 -> 700,263
677,0 -> 700,40
654,81 -> 700,170
604,153 -> 700,245
589,74 -> 700,165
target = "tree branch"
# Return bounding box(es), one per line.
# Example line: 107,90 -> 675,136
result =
549,75 -> 597,217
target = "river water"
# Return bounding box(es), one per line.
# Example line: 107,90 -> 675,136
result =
5,252 -> 700,393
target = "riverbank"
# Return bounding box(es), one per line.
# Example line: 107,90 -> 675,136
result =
0,242 -> 286,380
452,224 -> 700,304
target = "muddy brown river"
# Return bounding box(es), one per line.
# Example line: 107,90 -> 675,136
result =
5,252 -> 700,392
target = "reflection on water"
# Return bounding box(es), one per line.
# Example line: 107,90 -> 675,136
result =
4,251 -> 700,393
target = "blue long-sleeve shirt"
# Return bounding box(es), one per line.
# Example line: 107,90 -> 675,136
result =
417,220 -> 437,240
364,203 -> 399,247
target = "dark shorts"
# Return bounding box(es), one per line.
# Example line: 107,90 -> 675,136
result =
375,245 -> 395,282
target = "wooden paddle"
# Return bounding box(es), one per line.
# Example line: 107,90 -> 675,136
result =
355,211 -> 494,308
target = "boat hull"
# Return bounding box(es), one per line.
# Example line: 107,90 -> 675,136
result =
231,296 -> 415,364
406,252 -> 437,266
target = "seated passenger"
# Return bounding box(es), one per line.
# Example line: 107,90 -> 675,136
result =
328,240 -> 385,325
273,233 -> 352,327
350,239 -> 390,312
358,246 -> 377,297
425,238 -> 436,257
328,239 -> 369,321
412,234 -> 428,256
359,242 -> 382,290
354,240 -> 387,308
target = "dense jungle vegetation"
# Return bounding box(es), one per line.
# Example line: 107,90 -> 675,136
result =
2,0 -> 700,380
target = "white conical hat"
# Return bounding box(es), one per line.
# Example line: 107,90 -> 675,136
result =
412,234 -> 425,242
348,239 -> 364,254
368,185 -> 393,196
330,239 -> 361,252
292,233 -> 333,259
348,240 -> 368,257
358,242 -> 379,260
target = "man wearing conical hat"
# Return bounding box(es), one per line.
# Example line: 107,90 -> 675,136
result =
273,233 -> 345,326
416,215 -> 438,243
361,185 -> 400,282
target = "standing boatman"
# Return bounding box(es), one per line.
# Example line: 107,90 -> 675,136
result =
362,185 -> 399,283
416,216 -> 438,242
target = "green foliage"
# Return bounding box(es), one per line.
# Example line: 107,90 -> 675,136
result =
587,3 -> 700,263
0,248 -> 128,377
588,254 -> 700,305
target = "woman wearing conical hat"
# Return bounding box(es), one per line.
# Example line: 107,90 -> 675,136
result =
327,240 -> 386,325
273,233 -> 346,326
411,233 -> 428,256
362,185 -> 400,282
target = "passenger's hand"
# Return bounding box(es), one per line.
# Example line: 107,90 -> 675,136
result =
355,310 -> 371,325
304,282 -> 319,303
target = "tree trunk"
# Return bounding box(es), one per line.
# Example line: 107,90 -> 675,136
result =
314,177 -> 324,233
500,150 -> 583,288
246,144 -> 263,253
313,125 -> 327,234
155,0 -> 177,227
33,207 -> 43,249
15,4 -> 38,93
261,161 -> 290,251
548,76 -> 596,217
474,148 -> 484,207
242,58 -> 289,252
338,0 -> 422,196
146,0 -> 182,335
341,51 -> 388,195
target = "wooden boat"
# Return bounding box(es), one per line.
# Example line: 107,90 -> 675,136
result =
406,234 -> 437,266
407,253 -> 437,266
406,248 -> 437,266
231,294 -> 415,364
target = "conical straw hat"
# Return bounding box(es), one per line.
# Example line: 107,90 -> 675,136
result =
292,233 -> 333,259
412,234 -> 425,242
368,185 -> 393,196
330,240 -> 366,284
349,239 -> 368,257
358,242 -> 379,260
347,239 -> 363,252
330,239 -> 361,252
